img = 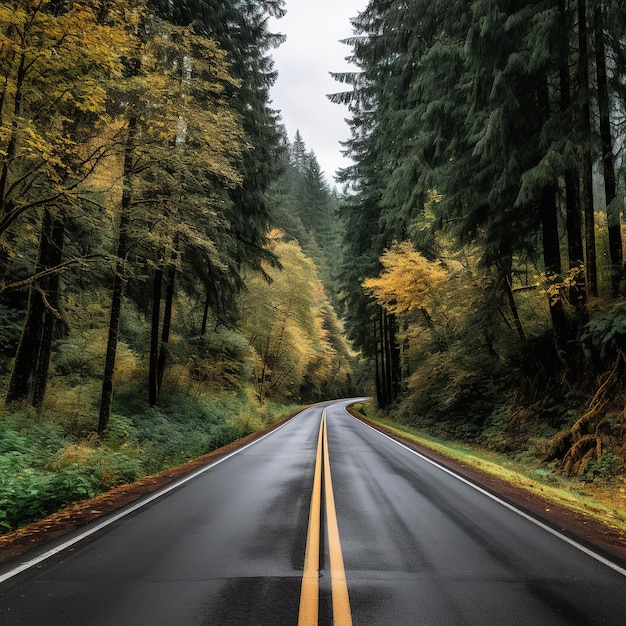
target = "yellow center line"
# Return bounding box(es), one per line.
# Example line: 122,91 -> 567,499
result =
298,409 -> 353,626
322,410 -> 353,626
298,414 -> 324,626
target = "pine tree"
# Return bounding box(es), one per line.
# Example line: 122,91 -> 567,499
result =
594,1 -> 623,296
558,0 -> 587,319
201,0 -> 286,276
328,0 -> 403,406
577,0 -> 598,297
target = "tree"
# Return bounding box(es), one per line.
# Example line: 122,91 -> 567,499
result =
238,234 -> 350,403
99,9 -> 245,430
577,0 -> 598,297
267,132 -> 343,299
5,208 -> 64,407
558,0 -> 586,320
201,0 -> 286,276
0,0 -> 126,268
362,241 -> 447,318
594,1 -> 623,296
3,0 -> 129,408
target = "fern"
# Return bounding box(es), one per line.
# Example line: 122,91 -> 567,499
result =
582,303 -> 626,361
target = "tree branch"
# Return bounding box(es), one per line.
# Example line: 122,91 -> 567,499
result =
0,254 -> 113,294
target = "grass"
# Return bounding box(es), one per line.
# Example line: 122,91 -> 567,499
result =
350,402 -> 626,536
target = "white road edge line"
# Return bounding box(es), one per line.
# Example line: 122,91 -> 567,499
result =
0,415 -> 296,585
347,408 -> 626,578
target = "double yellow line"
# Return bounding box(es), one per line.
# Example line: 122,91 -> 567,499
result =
298,409 -> 353,626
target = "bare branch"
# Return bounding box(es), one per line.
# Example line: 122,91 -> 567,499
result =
31,284 -> 62,320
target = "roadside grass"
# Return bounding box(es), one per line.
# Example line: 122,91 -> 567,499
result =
349,403 -> 626,536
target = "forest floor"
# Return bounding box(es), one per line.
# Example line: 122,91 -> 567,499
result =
1,408 -> 625,568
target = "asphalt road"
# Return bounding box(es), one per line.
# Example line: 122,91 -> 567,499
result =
1,399 -> 626,625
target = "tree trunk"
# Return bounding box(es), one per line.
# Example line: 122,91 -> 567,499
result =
31,213 -> 65,409
201,290 -> 211,336
559,0 -> 587,319
0,51 -> 25,217
387,311 -> 401,403
0,51 -> 26,278
6,208 -> 64,407
541,184 -> 569,348
501,264 -> 526,342
379,309 -> 400,407
372,318 -> 384,407
578,0 -> 598,297
595,2 -> 623,296
98,113 -> 137,435
257,332 -> 272,405
536,76 -> 569,348
148,267 -> 163,406
380,308 -> 390,407
156,264 -> 175,394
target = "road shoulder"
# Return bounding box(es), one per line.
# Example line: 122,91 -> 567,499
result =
349,411 -> 626,568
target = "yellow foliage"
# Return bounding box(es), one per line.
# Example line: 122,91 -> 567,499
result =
363,241 -> 448,314
239,237 -> 345,402
47,442 -> 97,472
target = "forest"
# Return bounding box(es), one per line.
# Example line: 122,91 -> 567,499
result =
0,0 -> 355,532
2,0 -> 626,534
333,0 -> 626,485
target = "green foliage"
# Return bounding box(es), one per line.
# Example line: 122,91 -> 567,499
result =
0,415 -> 139,533
328,0 -> 626,479
268,132 -> 344,303
581,452 -> 624,482
0,386 -> 295,534
0,306 -> 23,371
582,302 -> 626,362
0,0 -> 356,536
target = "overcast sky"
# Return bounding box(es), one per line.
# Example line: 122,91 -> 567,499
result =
268,1 -> 366,185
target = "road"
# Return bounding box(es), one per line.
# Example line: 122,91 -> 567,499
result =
1,400 -> 626,624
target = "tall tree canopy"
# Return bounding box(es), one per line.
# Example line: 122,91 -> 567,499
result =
333,0 -> 626,472
0,0 -> 290,434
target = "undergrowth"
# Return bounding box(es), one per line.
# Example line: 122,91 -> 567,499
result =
0,388 -> 300,534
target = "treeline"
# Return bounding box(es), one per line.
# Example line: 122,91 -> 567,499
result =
0,0 -> 353,433
269,130 -> 345,303
334,0 -> 626,478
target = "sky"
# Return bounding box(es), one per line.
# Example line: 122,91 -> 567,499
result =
268,1 -> 367,185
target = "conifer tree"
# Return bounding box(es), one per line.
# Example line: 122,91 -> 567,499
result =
200,0 -> 286,276
594,1 -> 623,296
577,0 -> 598,297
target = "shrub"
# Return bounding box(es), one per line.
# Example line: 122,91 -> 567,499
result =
583,302 -> 626,365
581,451 -> 624,482
0,386 -> 298,534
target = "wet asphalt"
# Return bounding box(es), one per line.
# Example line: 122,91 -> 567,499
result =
1,399 -> 626,625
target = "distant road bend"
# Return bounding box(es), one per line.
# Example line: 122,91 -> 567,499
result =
1,400 -> 626,624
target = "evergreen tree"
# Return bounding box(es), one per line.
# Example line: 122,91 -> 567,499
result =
200,0 -> 286,275
594,1 -> 624,296
268,132 -> 344,304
